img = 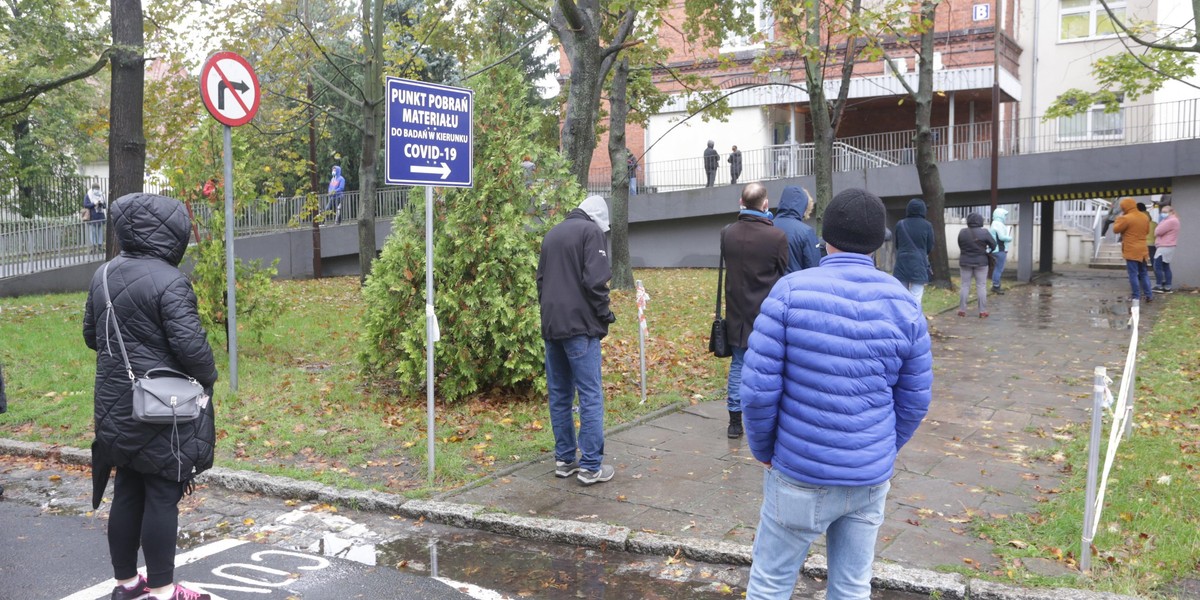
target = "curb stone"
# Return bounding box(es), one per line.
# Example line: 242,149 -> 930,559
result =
1,437 -> 1140,600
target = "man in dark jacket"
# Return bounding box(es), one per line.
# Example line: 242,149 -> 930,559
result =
723,182 -> 788,439
703,141 -> 720,187
83,193 -> 218,599
537,195 -> 617,485
741,188 -> 932,600
893,198 -> 935,302
772,186 -> 821,273
728,145 -> 743,185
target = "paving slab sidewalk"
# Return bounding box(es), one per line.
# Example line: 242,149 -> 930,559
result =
451,268 -> 1154,588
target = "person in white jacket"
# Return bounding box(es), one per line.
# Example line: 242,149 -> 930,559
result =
989,207 -> 1013,294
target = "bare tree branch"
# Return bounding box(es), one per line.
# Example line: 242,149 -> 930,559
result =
512,0 -> 551,25
1098,0 -> 1200,51
0,49 -> 111,108
556,0 -> 587,33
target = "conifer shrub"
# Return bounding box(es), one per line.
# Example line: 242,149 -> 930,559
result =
359,64 -> 583,402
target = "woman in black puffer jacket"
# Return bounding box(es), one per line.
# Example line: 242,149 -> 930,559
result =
83,193 -> 218,600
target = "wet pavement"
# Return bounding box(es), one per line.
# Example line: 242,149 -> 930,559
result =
450,268 -> 1158,580
0,454 -> 927,599
0,267 -> 1165,599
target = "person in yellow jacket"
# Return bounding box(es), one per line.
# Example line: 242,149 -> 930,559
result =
1113,197 -> 1153,303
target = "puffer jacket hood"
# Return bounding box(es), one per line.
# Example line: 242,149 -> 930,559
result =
906,198 -> 927,218
992,207 -> 1008,222
775,186 -> 810,220
111,193 -> 191,266
967,212 -> 985,228
579,195 -> 610,233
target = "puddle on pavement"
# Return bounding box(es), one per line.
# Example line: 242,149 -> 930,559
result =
374,529 -> 746,599
1089,300 -> 1132,329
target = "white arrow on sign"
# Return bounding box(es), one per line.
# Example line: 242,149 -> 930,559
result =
411,163 -> 452,179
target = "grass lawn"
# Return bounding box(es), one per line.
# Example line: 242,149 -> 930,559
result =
0,268 -> 957,496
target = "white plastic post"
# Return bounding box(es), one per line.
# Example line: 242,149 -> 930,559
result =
1081,366 -> 1106,573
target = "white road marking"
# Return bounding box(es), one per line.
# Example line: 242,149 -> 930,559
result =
435,577 -> 515,600
58,539 -> 248,600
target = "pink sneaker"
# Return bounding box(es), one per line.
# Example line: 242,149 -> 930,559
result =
110,576 -> 148,600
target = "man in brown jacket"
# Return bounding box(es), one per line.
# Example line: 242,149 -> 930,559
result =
722,182 -> 788,438
1113,196 -> 1153,303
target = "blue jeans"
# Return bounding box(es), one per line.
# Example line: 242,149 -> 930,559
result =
1154,254 -> 1173,288
545,336 -> 605,471
990,251 -> 1007,287
727,345 -> 746,413
88,221 -> 105,247
1125,259 -> 1152,299
747,469 -> 890,600
629,176 -> 637,196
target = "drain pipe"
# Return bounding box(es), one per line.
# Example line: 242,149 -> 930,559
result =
1028,0 -> 1040,151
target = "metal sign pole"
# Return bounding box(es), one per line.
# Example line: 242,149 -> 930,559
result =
426,185 -> 437,484
224,124 -> 239,391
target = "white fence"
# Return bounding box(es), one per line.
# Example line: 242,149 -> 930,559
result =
1081,303 -> 1141,572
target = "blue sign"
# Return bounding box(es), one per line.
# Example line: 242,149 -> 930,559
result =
385,77 -> 474,188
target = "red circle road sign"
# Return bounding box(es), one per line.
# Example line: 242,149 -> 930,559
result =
199,52 -> 261,127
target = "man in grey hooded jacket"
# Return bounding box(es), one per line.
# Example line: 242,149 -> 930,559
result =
537,195 -> 617,486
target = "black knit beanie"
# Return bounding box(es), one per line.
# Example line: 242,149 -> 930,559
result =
822,188 -> 886,255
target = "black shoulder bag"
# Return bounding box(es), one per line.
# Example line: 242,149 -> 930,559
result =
709,227 -> 733,358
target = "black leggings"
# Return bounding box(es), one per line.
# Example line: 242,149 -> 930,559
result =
109,468 -> 185,588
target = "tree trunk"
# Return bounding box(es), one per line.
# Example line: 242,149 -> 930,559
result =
607,58 -> 634,290
357,0 -> 383,283
109,0 -> 145,260
913,0 -> 951,288
557,28 -> 604,189
808,78 -> 834,234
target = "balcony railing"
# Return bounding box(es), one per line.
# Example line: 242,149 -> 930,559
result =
591,98 -> 1200,195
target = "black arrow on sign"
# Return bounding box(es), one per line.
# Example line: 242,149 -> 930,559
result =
217,80 -> 250,111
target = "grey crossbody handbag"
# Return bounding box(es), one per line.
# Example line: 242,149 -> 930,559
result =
101,262 -> 207,424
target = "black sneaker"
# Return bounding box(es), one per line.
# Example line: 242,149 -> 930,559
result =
110,576 -> 147,600
991,286 -> 1005,295
577,464 -> 615,485
554,460 -> 580,478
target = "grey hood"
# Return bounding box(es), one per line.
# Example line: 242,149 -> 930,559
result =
579,195 -> 610,233
967,212 -> 985,228
111,193 -> 192,266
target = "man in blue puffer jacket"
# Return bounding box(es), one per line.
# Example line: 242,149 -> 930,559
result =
740,188 -> 933,600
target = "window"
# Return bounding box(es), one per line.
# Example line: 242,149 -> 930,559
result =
1060,0 -> 1126,41
1058,103 -> 1124,140
722,0 -> 775,52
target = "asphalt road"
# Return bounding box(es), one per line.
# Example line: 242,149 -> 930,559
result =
0,502 -> 474,600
